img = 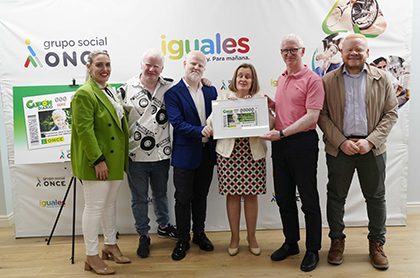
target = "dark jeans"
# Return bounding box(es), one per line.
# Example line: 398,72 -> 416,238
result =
271,130 -> 322,251
173,144 -> 214,242
127,159 -> 170,235
326,151 -> 387,244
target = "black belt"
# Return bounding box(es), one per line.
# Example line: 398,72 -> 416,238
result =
346,135 -> 367,139
282,129 -> 315,140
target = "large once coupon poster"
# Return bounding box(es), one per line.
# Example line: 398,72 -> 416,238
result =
23,92 -> 73,150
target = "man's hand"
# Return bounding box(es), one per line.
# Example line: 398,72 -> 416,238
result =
95,161 -> 109,181
260,130 -> 280,141
355,139 -> 374,155
201,78 -> 212,87
339,139 -> 360,155
202,125 -> 213,138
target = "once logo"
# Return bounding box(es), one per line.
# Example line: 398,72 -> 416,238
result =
24,39 -> 43,68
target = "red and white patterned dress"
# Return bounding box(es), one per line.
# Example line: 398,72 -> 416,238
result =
217,137 -> 266,195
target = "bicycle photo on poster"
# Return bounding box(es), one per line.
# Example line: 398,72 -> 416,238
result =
325,0 -> 386,35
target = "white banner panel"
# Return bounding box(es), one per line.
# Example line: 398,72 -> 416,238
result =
0,0 -> 411,237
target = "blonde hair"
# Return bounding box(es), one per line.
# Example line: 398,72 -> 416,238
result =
343,33 -> 368,45
52,109 -> 66,120
142,48 -> 165,67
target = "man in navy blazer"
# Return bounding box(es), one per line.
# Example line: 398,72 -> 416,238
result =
165,51 -> 217,261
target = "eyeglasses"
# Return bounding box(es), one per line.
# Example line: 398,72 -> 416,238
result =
280,47 -> 302,55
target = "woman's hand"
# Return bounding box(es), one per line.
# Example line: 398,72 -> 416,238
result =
95,161 -> 109,181
265,94 -> 276,110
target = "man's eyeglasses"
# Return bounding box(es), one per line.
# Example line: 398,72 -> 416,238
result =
280,47 -> 302,55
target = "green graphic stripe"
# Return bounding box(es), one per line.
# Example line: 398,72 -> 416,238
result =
28,55 -> 37,67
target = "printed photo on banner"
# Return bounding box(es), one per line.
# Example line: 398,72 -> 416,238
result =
23,92 -> 74,150
324,0 -> 386,36
370,55 -> 410,108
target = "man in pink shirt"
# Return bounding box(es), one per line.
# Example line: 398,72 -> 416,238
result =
261,33 -> 324,272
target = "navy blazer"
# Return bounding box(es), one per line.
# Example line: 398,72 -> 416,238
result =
165,78 -> 217,169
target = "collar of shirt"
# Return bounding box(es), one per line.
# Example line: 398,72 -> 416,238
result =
93,79 -> 107,90
182,77 -> 203,92
133,74 -> 169,91
343,64 -> 368,77
281,65 -> 310,78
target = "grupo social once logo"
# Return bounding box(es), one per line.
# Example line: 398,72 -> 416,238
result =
36,176 -> 67,188
23,37 -> 108,68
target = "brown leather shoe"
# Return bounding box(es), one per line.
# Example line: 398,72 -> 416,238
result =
369,239 -> 389,269
328,237 -> 345,265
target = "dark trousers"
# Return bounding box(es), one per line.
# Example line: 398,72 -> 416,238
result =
326,151 -> 387,244
173,144 -> 214,242
271,130 -> 322,251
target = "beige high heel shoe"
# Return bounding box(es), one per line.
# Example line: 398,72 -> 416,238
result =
84,256 -> 115,275
102,245 -> 131,264
247,236 -> 261,256
228,246 -> 239,256
249,246 -> 261,256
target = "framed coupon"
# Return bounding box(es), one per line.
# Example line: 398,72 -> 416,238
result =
22,92 -> 74,150
211,97 -> 270,139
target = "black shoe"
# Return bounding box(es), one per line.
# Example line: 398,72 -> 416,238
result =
300,251 -> 319,272
193,233 -> 214,251
171,240 -> 190,261
137,234 -> 151,258
270,243 -> 299,261
157,223 -> 178,240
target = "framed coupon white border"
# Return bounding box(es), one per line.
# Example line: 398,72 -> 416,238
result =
211,97 -> 270,139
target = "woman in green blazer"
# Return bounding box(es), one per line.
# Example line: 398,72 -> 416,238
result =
71,50 -> 130,275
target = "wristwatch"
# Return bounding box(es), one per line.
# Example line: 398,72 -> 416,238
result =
279,130 -> 286,139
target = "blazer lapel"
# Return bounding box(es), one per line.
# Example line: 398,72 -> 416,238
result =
202,87 -> 212,118
89,79 -> 121,130
336,67 -> 346,120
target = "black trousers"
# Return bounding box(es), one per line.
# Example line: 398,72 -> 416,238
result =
173,144 -> 214,242
271,130 -> 322,251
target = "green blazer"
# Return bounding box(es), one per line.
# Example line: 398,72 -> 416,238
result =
70,78 -> 129,180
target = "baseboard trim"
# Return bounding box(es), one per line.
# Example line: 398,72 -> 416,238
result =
0,212 -> 14,227
407,202 -> 420,215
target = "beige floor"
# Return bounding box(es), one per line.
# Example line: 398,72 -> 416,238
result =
0,215 -> 419,278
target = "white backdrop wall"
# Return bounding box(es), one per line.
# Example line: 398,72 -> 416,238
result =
407,1 -> 420,205
0,0 -> 412,237
0,83 -> 14,226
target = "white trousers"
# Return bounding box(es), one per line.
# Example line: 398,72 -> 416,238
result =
82,179 -> 122,256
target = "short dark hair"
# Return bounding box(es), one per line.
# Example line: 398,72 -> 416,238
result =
373,57 -> 387,65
